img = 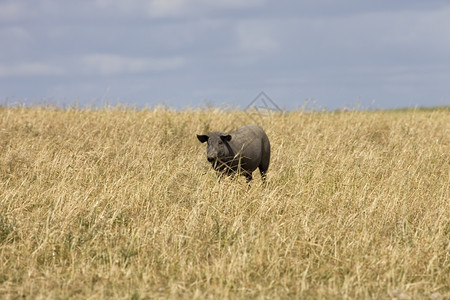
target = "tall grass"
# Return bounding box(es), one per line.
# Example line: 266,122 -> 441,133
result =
0,106 -> 448,299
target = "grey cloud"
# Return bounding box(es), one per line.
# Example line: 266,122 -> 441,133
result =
0,62 -> 64,77
80,54 -> 187,75
0,0 -> 449,109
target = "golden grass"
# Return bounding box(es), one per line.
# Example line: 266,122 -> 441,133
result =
0,106 -> 449,299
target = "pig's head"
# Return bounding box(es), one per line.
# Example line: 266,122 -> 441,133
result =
197,132 -> 232,166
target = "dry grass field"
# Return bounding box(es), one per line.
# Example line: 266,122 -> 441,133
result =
0,105 -> 449,299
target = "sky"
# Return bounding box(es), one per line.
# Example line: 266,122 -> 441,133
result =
1,0 -> 449,110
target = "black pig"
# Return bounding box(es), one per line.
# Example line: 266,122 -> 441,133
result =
197,124 -> 270,182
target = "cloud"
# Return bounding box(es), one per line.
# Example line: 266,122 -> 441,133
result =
0,62 -> 64,77
146,0 -> 266,18
1,0 -> 449,109
229,19 -> 280,66
236,20 -> 280,53
88,0 -> 267,18
0,26 -> 33,51
0,1 -> 24,21
242,4 -> 450,70
81,54 -> 187,75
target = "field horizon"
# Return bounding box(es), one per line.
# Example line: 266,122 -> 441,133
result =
0,105 -> 449,299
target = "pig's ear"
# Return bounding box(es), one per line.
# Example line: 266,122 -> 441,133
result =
197,134 -> 209,143
220,134 -> 231,142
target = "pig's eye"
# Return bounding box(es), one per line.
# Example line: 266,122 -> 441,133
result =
218,141 -> 223,145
